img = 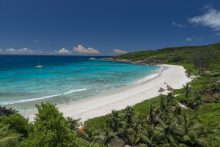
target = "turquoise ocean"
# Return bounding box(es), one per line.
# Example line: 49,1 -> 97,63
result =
0,55 -> 159,111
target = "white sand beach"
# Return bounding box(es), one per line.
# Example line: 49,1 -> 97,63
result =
26,64 -> 191,121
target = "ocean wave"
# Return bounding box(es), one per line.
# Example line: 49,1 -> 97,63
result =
63,88 -> 87,94
0,88 -> 87,105
134,66 -> 166,84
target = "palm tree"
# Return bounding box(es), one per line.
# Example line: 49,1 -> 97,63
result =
92,94 -> 214,146
148,105 -> 159,125
147,94 -> 208,146
83,129 -> 102,143
102,128 -> 117,145
121,127 -> 136,145
173,113 -> 208,146
107,110 -> 121,132
0,125 -> 21,147
159,95 -> 167,112
124,106 -> 135,127
133,116 -> 154,145
145,124 -> 163,146
184,83 -> 191,98
66,117 -> 80,131
185,69 -> 192,78
192,92 -> 202,110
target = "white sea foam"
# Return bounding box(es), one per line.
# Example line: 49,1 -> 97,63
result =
0,88 -> 87,105
63,88 -> 87,95
134,66 -> 166,84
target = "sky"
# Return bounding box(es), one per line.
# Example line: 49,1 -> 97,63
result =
0,0 -> 220,55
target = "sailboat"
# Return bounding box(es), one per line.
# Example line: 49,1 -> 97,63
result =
36,59 -> 43,68
89,57 -> 96,60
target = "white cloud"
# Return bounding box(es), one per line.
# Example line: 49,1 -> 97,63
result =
17,48 -> 29,52
0,48 -> 34,54
5,48 -> 16,53
58,48 -> 71,54
113,49 -> 128,54
172,22 -> 185,28
186,37 -> 192,42
73,45 -> 100,54
189,7 -> 220,31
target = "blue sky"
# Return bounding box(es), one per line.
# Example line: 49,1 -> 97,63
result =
0,0 -> 220,55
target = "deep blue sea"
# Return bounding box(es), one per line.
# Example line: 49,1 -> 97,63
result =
0,55 -> 159,111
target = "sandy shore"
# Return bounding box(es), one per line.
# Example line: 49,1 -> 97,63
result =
26,64 -> 191,121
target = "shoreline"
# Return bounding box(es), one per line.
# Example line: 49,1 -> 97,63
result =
26,64 -> 191,121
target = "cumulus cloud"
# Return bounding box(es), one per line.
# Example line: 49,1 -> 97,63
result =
172,22 -> 186,28
113,49 -> 128,54
73,45 -> 100,54
5,48 -> 16,53
17,48 -> 29,52
0,48 -> 34,54
58,48 -> 71,54
189,6 -> 220,31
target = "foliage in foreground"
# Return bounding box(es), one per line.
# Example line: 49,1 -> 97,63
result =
84,94 -> 219,146
1,94 -> 219,147
0,124 -> 21,147
0,103 -> 98,147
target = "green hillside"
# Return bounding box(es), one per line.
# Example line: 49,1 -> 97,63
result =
114,43 -> 220,67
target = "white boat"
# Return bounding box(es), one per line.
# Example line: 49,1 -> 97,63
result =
36,65 -> 43,68
89,57 -> 96,60
36,59 -> 43,68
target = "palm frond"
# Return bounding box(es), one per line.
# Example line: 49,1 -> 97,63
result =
0,133 -> 21,147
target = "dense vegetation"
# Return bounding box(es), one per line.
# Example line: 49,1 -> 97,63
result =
0,103 -> 99,147
85,95 -> 220,146
114,42 -> 220,65
86,42 -> 220,146
1,42 -> 220,146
